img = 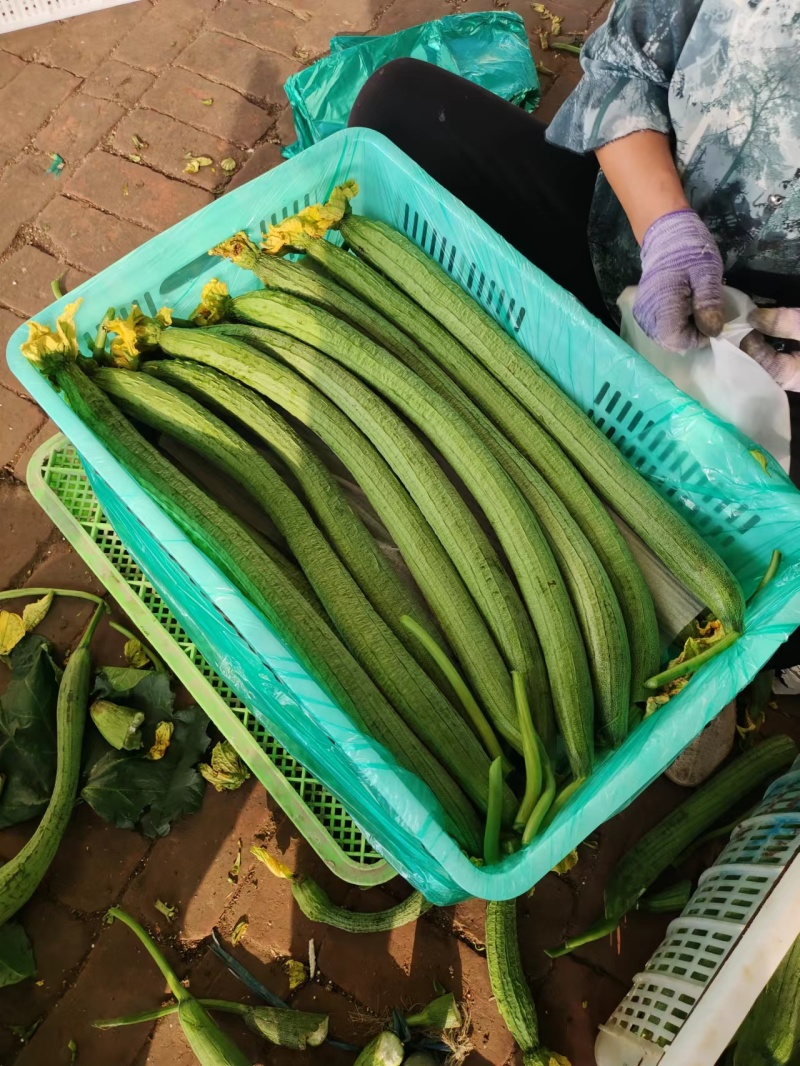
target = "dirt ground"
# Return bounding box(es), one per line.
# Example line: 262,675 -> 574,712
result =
1,1 -> 798,1064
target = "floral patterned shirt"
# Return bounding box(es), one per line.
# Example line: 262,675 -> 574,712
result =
547,0 -> 800,313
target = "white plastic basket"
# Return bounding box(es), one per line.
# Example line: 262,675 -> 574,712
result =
596,758 -> 800,1065
0,0 -> 139,34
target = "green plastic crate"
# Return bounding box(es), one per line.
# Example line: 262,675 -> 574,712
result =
27,433 -> 392,887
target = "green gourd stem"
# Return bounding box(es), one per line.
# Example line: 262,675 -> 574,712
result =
226,297 -> 589,772
143,358 -> 445,685
221,306 -> 553,753
107,621 -> 167,674
106,907 -> 187,1001
645,630 -> 740,690
545,915 -> 620,959
280,242 -> 630,741
512,671 -> 542,832
541,776 -> 587,831
749,548 -> 782,603
0,587 -> 105,607
54,362 -> 482,852
95,1000 -> 249,1028
521,738 -> 556,846
51,276 -> 64,300
96,367 -> 507,820
604,734 -> 797,919
340,215 -> 746,639
292,229 -> 658,707
400,613 -> 503,762
156,328 -> 521,755
0,601 -> 102,925
483,757 -> 505,866
550,41 -> 581,53
93,306 -> 115,359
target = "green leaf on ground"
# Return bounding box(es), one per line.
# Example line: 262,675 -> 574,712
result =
82,697 -> 210,837
0,922 -> 36,988
0,635 -> 60,828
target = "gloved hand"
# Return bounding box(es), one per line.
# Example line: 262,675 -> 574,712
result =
633,209 -> 724,352
741,307 -> 800,391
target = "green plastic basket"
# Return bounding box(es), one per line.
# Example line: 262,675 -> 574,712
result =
27,433 -> 392,887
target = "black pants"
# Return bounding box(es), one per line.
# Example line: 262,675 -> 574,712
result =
349,58 -> 800,669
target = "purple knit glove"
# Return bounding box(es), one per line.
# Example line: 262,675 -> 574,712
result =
633,209 -> 724,352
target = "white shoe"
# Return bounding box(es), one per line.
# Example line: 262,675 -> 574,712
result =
773,666 -> 800,696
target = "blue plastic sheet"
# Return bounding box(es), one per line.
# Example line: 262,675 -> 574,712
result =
282,12 -> 539,158
7,128 -> 800,904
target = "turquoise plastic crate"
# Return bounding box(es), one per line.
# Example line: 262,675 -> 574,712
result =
27,434 -> 391,886
6,129 -> 800,904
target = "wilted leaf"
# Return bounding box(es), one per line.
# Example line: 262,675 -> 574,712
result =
538,29 -> 550,49
8,1018 -> 41,1042
551,849 -> 579,875
551,15 -> 562,34
0,612 -> 26,657
22,592 -> 54,633
228,838 -> 242,884
201,98 -> 213,106
123,638 -> 150,669
184,156 -> 213,174
231,916 -> 248,946
285,958 -> 308,990
129,154 -> 141,163
199,740 -> 249,791
220,157 -> 236,172
308,938 -> 316,979
131,134 -> 149,150
155,899 -> 177,922
147,721 -> 174,761
68,1039 -> 77,1063
0,635 -> 60,828
0,922 -> 35,988
750,449 -> 770,475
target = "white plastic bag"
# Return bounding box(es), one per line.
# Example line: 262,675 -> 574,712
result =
618,285 -> 792,472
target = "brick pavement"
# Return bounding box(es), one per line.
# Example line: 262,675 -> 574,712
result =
0,1 -> 745,1064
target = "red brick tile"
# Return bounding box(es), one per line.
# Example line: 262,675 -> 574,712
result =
66,151 -> 212,233
0,245 -> 89,319
46,805 -> 152,914
272,104 -> 297,148
142,67 -> 273,148
0,21 -> 60,62
14,917 -> 171,1066
112,0 -> 218,74
209,0 -> 302,59
0,390 -> 48,477
0,900 -> 95,1058
35,92 -> 126,165
83,59 -> 157,107
0,50 -> 24,89
0,540 -> 107,654
112,108 -> 247,191
376,0 -> 451,36
226,141 -> 284,192
0,474 -> 55,589
10,414 -> 57,481
38,195 -> 151,275
120,781 -> 275,941
289,0 -> 386,55
7,2 -> 148,78
0,152 -> 63,253
178,32 -> 298,106
0,63 -> 80,164
0,306 -> 27,396
536,955 -> 626,1066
